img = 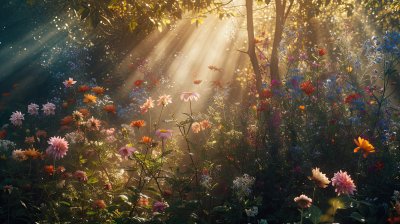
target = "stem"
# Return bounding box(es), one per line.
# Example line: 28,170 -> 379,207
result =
300,208 -> 304,224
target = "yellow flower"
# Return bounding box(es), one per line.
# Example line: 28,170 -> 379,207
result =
83,94 -> 97,104
24,148 -> 42,159
354,137 -> 375,158
346,66 -> 353,73
309,167 -> 330,188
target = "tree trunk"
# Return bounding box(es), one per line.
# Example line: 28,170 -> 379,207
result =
246,0 -> 262,95
270,0 -> 285,82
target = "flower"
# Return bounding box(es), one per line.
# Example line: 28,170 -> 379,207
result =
104,183 -> 112,190
191,122 -> 201,133
25,136 -> 35,144
180,92 -> 200,102
331,170 -> 356,195
200,120 -> 212,130
141,136 -> 152,144
155,129 -> 173,140
134,79 -> 144,87
12,149 -> 28,161
27,103 -> 39,115
42,103 -> 56,116
103,104 -> 116,114
10,111 -> 24,126
318,48 -> 326,56
309,167 -> 330,188
300,81 -> 316,96
83,94 -> 97,104
3,185 -> 13,194
72,110 -> 84,121
118,145 -> 136,159
345,93 -> 362,104
36,130 -> 47,139
130,120 -> 145,128
46,136 -> 69,160
91,86 -> 105,95
294,194 -> 312,208
57,166 -> 66,173
157,94 -> 172,106
78,108 -> 90,117
74,170 -> 88,182
63,77 -> 77,88
93,200 -> 106,209
24,148 -> 41,159
78,85 -> 90,92
60,116 -> 74,126
44,165 -> 55,175
86,117 -> 101,131
138,195 -> 149,207
354,137 -> 375,158
153,201 -> 168,212
299,105 -> 305,111
140,97 -> 154,114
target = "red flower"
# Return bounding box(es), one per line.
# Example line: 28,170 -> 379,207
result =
344,93 -> 362,104
134,79 -> 144,87
260,89 -> 272,99
300,81 -> 316,96
0,130 -> 6,139
130,120 -> 145,128
103,104 -> 116,114
78,85 -> 90,93
318,48 -> 326,56
44,165 -> 55,175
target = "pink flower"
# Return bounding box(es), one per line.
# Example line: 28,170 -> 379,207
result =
200,120 -> 211,130
191,122 -> 201,133
42,102 -> 56,116
294,194 -> 312,208
27,103 -> 39,115
3,185 -> 13,194
46,136 -> 69,159
331,170 -> 356,195
10,111 -> 24,126
140,97 -> 154,114
180,92 -> 200,102
118,146 -> 136,159
157,94 -> 172,106
63,77 -> 77,88
155,129 -> 173,140
74,170 -> 88,182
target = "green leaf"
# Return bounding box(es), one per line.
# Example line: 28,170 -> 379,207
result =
86,211 -> 97,215
305,205 -> 322,224
59,201 -> 71,207
87,176 -> 99,184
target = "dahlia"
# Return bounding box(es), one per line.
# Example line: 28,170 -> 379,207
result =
91,86 -> 105,95
294,194 -> 313,208
72,110 -> 84,121
118,146 -> 136,159
74,170 -> 88,182
12,149 -> 28,161
83,94 -> 97,104
309,167 -> 330,188
42,102 -> 56,116
130,120 -> 145,128
27,103 -> 39,115
331,170 -> 356,195
180,92 -> 200,102
86,116 -> 101,131
63,77 -> 77,88
46,136 -> 69,160
157,94 -> 172,106
24,148 -> 41,159
10,111 -> 25,126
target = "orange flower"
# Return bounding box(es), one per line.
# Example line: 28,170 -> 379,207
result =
44,165 -> 55,175
24,148 -> 41,159
78,85 -> 90,92
137,196 -> 149,207
354,137 -> 375,158
193,80 -> 202,85
60,116 -> 74,126
103,104 -> 116,114
93,199 -> 106,209
300,80 -> 316,96
56,166 -> 66,173
83,94 -> 97,104
299,105 -> 305,110
130,120 -> 145,128
91,86 -> 105,95
141,136 -> 152,144
78,108 -> 90,117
